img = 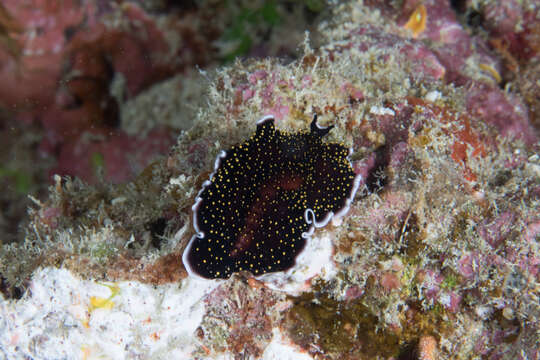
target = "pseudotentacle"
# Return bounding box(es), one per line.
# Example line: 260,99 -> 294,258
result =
182,114 -> 361,279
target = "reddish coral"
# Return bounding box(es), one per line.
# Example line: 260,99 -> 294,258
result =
0,0 -> 98,108
449,118 -> 486,182
479,212 -> 516,249
399,43 -> 446,80
441,291 -> 461,313
0,0 -> 224,185
200,279 -> 281,358
406,96 -> 490,182
345,285 -> 365,301
341,82 -> 365,102
458,252 -> 480,280
466,84 -> 536,145
52,127 -> 174,184
380,272 -> 401,292
515,61 -> 540,132
66,13 -> 171,97
482,3 -> 540,64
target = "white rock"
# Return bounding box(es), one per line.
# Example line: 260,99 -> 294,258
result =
369,105 -> 395,116
0,267 -> 220,359
425,90 -> 442,102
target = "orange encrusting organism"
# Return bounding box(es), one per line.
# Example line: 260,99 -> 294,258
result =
404,4 -> 427,39
450,117 -> 486,182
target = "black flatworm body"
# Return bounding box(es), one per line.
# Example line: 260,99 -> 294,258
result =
182,115 -> 361,279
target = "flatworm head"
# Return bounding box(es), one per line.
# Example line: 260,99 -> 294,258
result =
182,115 -> 361,279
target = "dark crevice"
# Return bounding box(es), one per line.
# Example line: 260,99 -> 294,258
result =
465,10 -> 484,29
0,276 -> 25,300
148,217 -> 168,250
449,0 -> 466,13
449,0 -> 485,34
397,340 -> 419,360
163,0 -> 198,11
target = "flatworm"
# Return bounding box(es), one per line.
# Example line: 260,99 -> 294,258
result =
182,114 -> 361,279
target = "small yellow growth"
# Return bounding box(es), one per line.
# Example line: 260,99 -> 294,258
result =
404,4 -> 427,38
89,283 -> 120,312
90,296 -> 115,310
81,345 -> 91,360
479,63 -> 502,83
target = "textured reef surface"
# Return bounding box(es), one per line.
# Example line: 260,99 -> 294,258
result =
1,0 -> 539,359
